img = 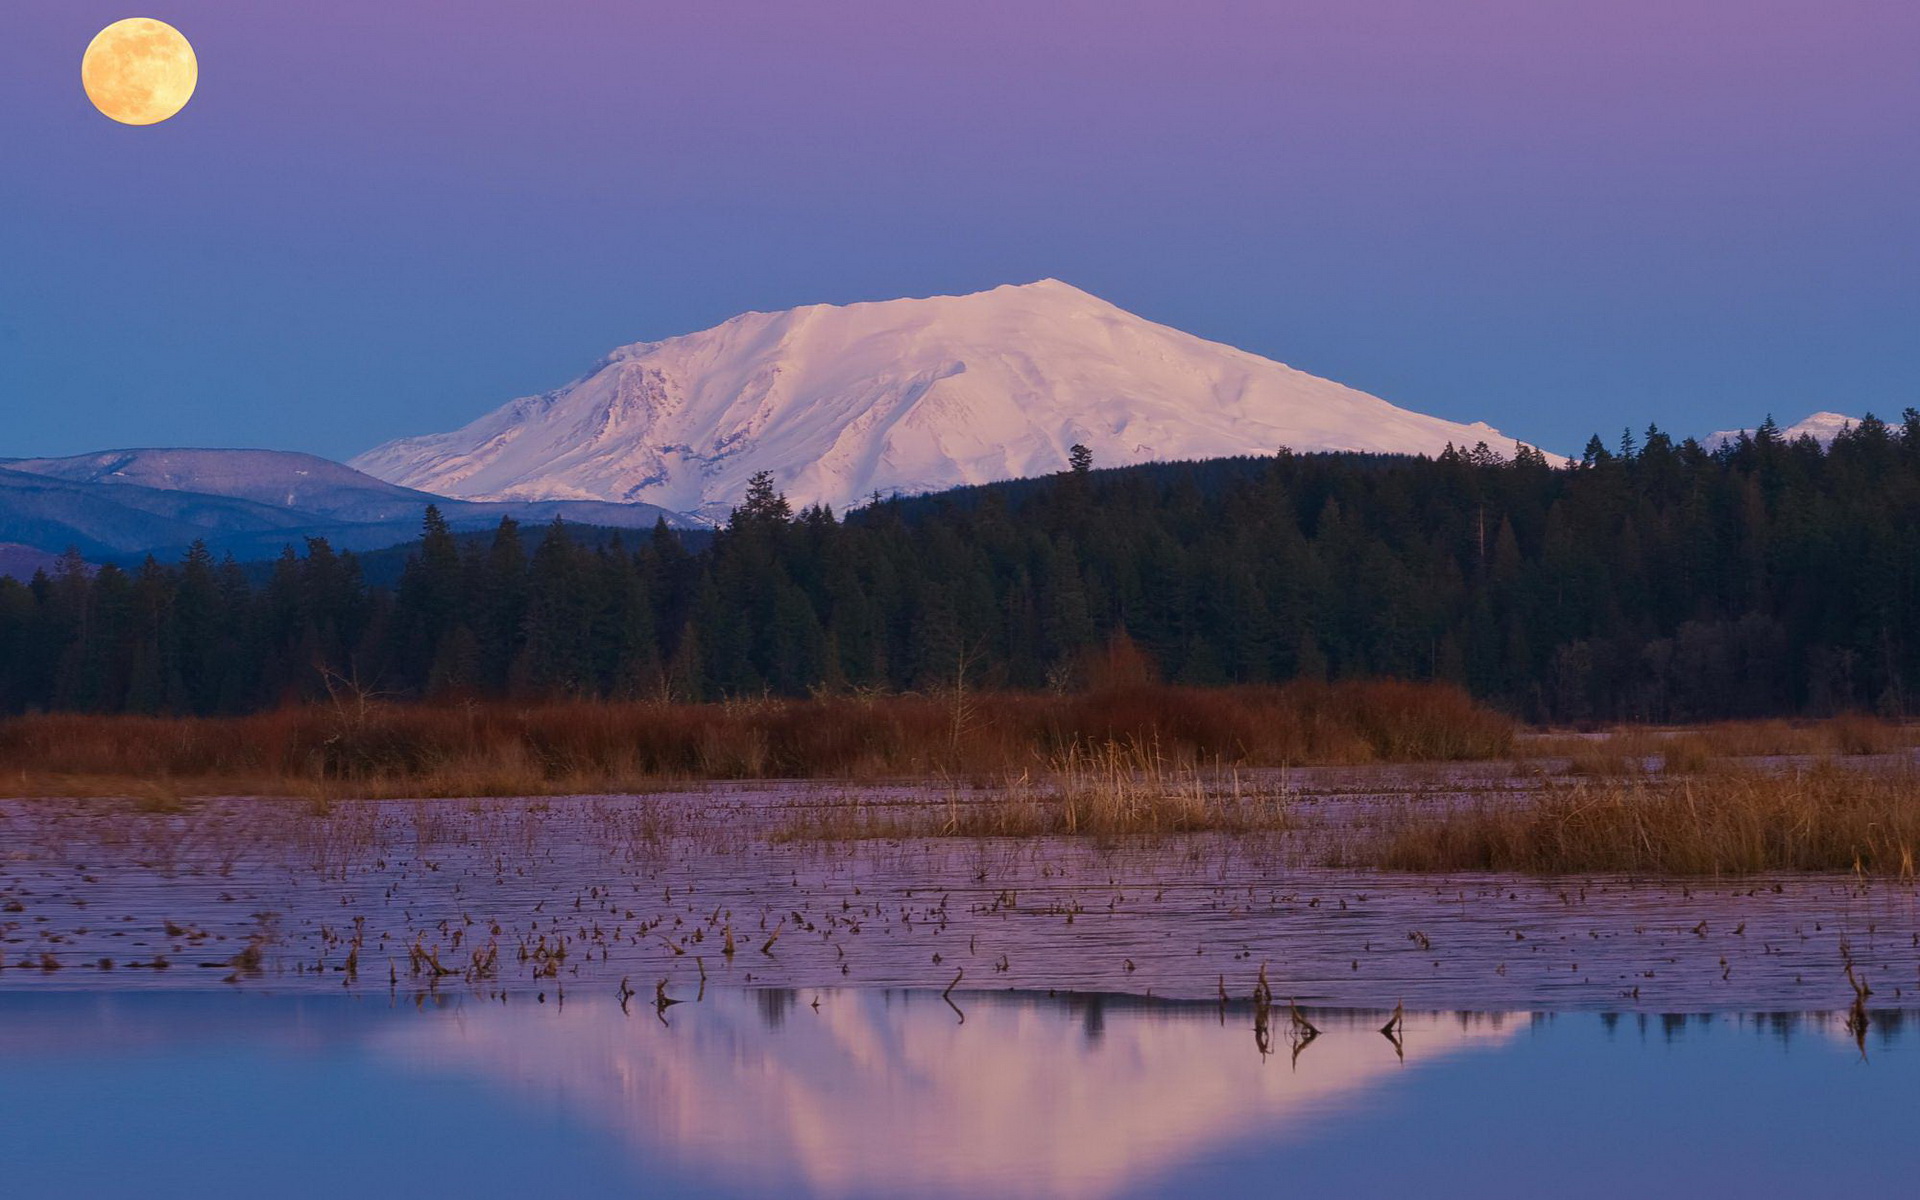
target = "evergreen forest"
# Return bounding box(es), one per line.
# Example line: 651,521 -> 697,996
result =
4,414 -> 1917,724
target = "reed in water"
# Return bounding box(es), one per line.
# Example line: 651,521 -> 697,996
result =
776,741 -> 1292,841
1375,763 -> 1920,876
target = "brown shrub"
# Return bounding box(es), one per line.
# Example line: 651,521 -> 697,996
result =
0,679 -> 1513,798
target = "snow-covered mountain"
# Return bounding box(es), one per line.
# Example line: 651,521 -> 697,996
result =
352,280 -> 1546,522
1703,412 -> 1860,450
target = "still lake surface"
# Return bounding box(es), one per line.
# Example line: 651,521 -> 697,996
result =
1,988 -> 1914,1199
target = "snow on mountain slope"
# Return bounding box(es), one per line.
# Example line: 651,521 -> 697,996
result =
352,280 -> 1546,521
1703,412 -> 1860,450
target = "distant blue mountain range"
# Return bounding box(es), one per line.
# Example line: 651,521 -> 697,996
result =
0,448 -> 691,577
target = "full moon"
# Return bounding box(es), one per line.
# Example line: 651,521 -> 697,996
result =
82,18 -> 198,126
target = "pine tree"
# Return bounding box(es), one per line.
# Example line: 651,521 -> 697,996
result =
392,505 -> 466,693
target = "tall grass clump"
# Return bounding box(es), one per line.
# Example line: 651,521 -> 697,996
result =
1379,765 -> 1920,876
777,741 -> 1292,841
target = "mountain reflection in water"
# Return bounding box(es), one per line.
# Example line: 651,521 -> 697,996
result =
0,990 -> 1914,1199
383,991 -> 1516,1199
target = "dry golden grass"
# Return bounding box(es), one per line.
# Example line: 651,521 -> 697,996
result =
776,742 -> 1292,841
0,680 -> 1512,800
1528,716 -> 1918,777
1378,765 -> 1920,876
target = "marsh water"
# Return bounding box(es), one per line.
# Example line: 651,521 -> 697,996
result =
4,784 -> 1916,1010
3,780 -> 1918,1196
2,989 -> 1915,1198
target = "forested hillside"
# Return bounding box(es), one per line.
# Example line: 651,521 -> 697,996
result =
3,414 -> 1916,722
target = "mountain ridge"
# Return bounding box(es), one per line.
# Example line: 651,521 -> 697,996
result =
1,447 -> 443,523
0,448 -> 690,563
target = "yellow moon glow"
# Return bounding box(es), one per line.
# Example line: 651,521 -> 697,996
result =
82,18 -> 198,126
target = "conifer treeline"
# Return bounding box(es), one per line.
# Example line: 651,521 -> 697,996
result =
3,414 -> 1917,722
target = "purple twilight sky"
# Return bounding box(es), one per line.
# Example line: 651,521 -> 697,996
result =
3,0 -> 1917,460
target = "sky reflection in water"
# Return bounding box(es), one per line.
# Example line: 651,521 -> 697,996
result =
0,990 -> 1914,1199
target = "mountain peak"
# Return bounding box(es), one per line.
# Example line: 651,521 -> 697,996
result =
997,277 -> 1089,296
352,284 -> 1541,521
790,277 -> 1112,321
